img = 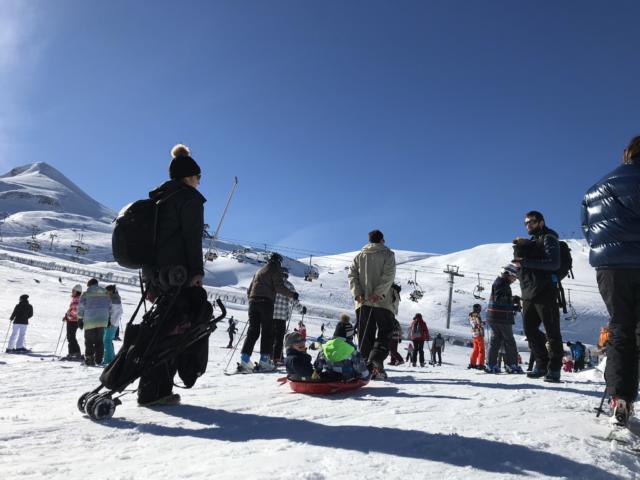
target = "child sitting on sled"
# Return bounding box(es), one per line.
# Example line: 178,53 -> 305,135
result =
313,337 -> 369,381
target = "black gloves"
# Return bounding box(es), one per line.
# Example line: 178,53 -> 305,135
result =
301,306 -> 307,315
78,319 -> 84,330
293,292 -> 299,301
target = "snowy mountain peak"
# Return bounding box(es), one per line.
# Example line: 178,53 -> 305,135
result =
0,162 -> 115,223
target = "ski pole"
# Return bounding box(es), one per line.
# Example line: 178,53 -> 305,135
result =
595,387 -> 608,417
54,320 -> 65,355
223,317 -> 249,373
1,320 -> 12,352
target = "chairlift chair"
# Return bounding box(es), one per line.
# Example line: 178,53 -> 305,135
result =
472,274 -> 485,300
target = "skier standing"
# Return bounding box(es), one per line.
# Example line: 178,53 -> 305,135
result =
348,229 -> 396,379
272,268 -> 298,364
431,333 -> 445,366
62,285 -> 83,359
6,294 -> 33,353
77,278 -> 110,366
240,253 -> 297,372
103,285 -> 123,365
408,313 -> 429,367
485,265 -> 522,374
468,304 -> 485,370
226,317 -> 237,348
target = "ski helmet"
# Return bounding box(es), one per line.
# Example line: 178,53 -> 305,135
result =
72,284 -> 83,294
472,304 -> 482,313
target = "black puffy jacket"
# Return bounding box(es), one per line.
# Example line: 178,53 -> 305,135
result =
147,180 -> 206,280
581,164 -> 640,269
11,300 -> 33,325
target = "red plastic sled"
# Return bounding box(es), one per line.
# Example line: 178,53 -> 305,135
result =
277,376 -> 369,395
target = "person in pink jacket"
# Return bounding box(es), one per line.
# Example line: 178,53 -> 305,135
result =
62,284 -> 83,359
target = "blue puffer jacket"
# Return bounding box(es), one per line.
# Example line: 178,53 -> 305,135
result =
581,164 -> 640,269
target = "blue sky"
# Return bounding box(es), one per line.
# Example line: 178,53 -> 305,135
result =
1,1 -> 639,256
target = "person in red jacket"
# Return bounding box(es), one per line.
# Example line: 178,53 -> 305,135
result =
62,284 -> 83,359
408,313 -> 429,367
468,304 -> 486,369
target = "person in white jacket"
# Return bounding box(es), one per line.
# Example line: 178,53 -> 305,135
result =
103,285 -> 123,365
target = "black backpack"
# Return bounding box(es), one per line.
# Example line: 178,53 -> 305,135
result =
112,192 -> 178,269
557,240 -> 573,280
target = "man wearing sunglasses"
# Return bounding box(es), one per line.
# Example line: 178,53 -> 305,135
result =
513,211 -> 563,382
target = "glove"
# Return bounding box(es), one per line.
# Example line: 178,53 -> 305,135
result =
292,292 -> 299,301
62,316 -> 67,322
311,370 -> 320,381
301,306 -> 307,315
78,319 -> 84,330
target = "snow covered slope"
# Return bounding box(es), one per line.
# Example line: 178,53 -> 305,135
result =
0,258 -> 637,479
0,162 -> 115,223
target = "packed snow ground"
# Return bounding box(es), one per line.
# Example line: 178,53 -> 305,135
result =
1,261 -> 638,480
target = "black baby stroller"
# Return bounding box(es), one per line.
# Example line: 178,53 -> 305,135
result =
77,268 -> 226,421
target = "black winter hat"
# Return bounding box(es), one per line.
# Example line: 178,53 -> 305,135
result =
19,294 -> 29,300
169,144 -> 201,180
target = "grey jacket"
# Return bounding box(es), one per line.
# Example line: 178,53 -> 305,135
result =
348,243 -> 396,313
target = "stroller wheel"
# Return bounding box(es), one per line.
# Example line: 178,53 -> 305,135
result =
77,392 -> 93,413
88,395 -> 117,421
84,393 -> 102,415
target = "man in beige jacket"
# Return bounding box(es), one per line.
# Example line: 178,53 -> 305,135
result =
348,229 -> 397,379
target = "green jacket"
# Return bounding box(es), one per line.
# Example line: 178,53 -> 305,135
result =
321,338 -> 355,363
348,243 -> 396,313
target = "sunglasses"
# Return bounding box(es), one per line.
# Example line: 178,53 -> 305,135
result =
524,219 -> 538,225
196,174 -> 201,180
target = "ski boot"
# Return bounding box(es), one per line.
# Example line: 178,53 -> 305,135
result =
370,367 -> 388,381
543,370 -> 561,383
257,359 -> 277,372
484,364 -> 501,374
610,397 -> 635,427
237,360 -> 255,373
139,393 -> 181,407
526,367 -> 547,379
505,364 -> 523,374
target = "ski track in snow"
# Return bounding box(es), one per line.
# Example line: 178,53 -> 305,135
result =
0,260 -> 637,479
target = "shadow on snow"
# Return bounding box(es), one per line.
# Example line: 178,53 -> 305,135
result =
104,405 -> 617,478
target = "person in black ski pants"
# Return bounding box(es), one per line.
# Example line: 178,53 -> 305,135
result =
513,210 -> 563,382
582,134 -> 640,426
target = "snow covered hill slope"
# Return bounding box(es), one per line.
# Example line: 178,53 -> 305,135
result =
0,162 -> 115,223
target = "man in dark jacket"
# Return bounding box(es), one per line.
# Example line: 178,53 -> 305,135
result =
7,294 -> 33,353
513,211 -> 563,382
581,134 -> 640,426
485,264 -> 522,374
239,253 -> 298,373
136,144 -> 212,406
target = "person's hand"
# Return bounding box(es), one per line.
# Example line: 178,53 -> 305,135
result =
292,292 -> 299,301
78,319 -> 84,330
355,295 -> 364,304
311,370 -> 320,381
190,274 -> 204,287
368,294 -> 381,304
